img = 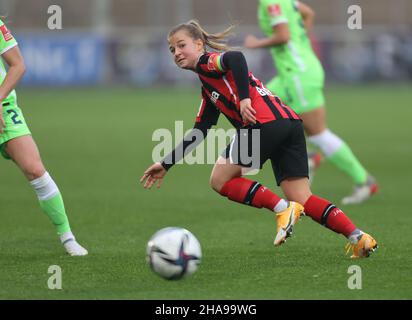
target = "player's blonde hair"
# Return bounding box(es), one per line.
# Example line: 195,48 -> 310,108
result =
168,20 -> 235,52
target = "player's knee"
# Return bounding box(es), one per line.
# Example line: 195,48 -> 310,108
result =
286,191 -> 312,206
24,163 -> 46,181
209,175 -> 221,193
209,174 -> 227,193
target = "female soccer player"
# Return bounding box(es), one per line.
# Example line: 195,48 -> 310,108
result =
140,20 -> 377,258
0,19 -> 87,256
244,0 -> 378,205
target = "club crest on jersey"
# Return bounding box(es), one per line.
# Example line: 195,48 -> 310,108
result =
268,4 -> 282,17
0,25 -> 13,41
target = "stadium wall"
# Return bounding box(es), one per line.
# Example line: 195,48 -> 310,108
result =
4,0 -> 411,86
15,28 -> 412,86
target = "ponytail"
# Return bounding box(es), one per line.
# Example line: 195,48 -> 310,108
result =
168,19 -> 235,52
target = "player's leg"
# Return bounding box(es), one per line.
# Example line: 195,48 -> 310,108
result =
281,177 -> 358,238
210,124 -> 291,213
275,120 -> 377,258
301,107 -> 378,204
281,178 -> 378,258
4,134 -> 87,256
276,72 -> 377,204
210,155 -> 288,213
211,155 -> 301,246
211,122 -> 306,246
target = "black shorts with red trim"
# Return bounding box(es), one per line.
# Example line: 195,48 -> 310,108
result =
222,119 -> 309,185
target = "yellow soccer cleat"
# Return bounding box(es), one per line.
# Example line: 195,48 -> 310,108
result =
274,201 -> 304,246
345,233 -> 378,259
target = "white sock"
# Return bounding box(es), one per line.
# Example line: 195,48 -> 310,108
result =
30,171 -> 59,201
60,232 -> 88,256
274,199 -> 289,213
60,231 -> 75,244
308,129 -> 343,158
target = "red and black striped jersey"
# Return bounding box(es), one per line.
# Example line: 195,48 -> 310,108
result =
195,51 -> 300,129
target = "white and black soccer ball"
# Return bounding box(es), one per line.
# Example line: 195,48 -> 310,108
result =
146,227 -> 202,280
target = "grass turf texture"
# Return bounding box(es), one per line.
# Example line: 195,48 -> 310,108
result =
0,85 -> 411,299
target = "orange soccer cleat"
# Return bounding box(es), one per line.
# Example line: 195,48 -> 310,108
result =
345,233 -> 378,259
274,201 -> 304,246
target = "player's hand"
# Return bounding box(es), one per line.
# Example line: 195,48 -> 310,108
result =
244,35 -> 260,49
0,102 -> 5,134
239,98 -> 256,125
140,162 -> 167,189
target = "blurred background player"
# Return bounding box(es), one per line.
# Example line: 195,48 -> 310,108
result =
244,0 -> 378,205
141,20 -> 378,259
0,19 -> 87,256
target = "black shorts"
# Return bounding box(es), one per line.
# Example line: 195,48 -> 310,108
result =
223,119 -> 308,185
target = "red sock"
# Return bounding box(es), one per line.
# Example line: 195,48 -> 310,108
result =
304,195 -> 356,237
220,177 -> 282,211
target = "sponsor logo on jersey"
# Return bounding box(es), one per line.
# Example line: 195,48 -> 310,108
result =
256,86 -> 274,97
0,25 -> 13,41
211,91 -> 220,103
268,4 -> 282,17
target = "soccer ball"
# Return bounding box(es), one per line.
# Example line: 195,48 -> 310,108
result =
146,227 -> 202,280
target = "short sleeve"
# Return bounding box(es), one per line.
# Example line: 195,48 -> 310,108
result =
0,20 -> 18,55
265,0 -> 288,27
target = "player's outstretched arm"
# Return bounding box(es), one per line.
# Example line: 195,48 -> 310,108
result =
140,162 -> 167,189
244,23 -> 290,49
140,119 -> 214,189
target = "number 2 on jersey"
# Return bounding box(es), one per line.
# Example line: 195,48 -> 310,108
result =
7,109 -> 23,125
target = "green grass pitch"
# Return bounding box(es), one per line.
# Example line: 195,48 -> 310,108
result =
0,84 -> 411,299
